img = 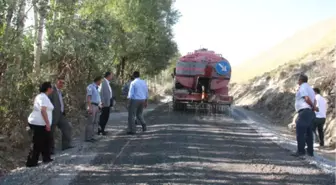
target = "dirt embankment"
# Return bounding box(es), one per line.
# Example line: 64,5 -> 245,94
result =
231,46 -> 336,148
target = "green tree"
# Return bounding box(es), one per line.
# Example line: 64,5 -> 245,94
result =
0,0 -> 180,169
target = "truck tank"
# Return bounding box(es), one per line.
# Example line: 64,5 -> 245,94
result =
171,48 -> 233,113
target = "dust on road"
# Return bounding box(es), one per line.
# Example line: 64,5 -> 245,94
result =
70,104 -> 335,185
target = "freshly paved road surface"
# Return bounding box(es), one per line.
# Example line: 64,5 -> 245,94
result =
68,104 -> 335,185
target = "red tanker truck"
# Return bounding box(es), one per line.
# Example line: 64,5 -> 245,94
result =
171,48 -> 233,113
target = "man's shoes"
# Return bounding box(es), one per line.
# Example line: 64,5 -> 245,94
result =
98,128 -> 107,135
126,132 -> 135,135
43,158 -> 54,163
291,152 -> 305,157
305,149 -> 314,157
142,124 -> 147,132
307,153 -> 314,157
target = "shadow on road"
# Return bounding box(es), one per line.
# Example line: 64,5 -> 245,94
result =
69,105 -> 335,185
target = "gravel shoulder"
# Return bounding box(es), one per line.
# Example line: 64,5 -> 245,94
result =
235,106 -> 336,163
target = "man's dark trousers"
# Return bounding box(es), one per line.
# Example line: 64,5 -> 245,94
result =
296,108 -> 315,155
128,99 -> 146,133
99,107 -> 110,132
313,117 -> 325,146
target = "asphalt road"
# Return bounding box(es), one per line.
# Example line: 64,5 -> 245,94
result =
68,104 -> 335,185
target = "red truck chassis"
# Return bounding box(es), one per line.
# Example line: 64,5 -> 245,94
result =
171,48 -> 233,114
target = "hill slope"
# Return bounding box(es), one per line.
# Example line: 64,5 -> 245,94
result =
232,17 -> 336,83
230,17 -> 336,148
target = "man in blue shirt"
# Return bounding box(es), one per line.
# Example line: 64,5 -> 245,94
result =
122,75 -> 139,124
292,74 -> 316,157
127,71 -> 149,134
85,76 -> 102,142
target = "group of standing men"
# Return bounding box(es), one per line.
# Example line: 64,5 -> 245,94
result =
25,70 -> 148,166
84,72 -> 113,142
85,71 -> 149,142
50,72 -> 114,151
293,74 -> 327,157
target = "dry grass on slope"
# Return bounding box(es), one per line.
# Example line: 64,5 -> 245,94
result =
230,46 -> 336,148
232,17 -> 336,83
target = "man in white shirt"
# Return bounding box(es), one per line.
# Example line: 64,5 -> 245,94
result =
27,81 -> 54,167
127,71 -> 149,134
313,88 -> 327,147
293,74 -> 316,157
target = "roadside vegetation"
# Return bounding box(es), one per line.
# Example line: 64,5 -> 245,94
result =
0,0 -> 180,174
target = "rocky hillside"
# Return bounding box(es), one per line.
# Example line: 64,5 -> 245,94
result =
230,45 -> 335,148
